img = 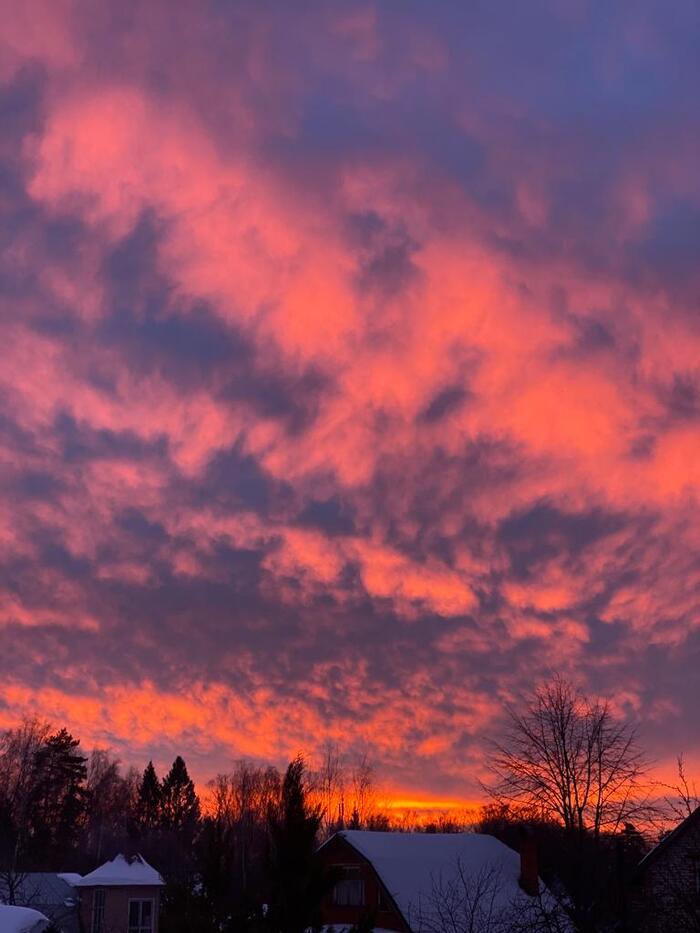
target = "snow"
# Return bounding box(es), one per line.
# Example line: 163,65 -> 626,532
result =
56,873 -> 82,887
73,854 -> 164,888
0,904 -> 50,933
326,831 -> 562,931
339,831 -> 522,916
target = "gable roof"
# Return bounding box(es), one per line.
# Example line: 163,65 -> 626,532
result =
73,854 -> 164,888
638,805 -> 700,873
321,831 -> 549,930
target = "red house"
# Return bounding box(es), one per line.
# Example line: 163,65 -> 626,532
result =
317,830 -> 554,932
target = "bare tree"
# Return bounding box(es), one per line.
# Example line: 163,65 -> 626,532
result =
486,676 -> 650,841
311,741 -> 346,838
660,754 -> 699,822
84,748 -> 134,863
507,891 -> 572,933
485,676 -> 651,932
412,859 -> 568,933
0,719 -> 51,897
413,861 -> 507,933
207,761 -> 281,898
350,753 -> 376,827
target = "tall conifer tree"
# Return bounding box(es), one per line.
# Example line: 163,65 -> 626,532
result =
161,756 -> 200,836
137,761 -> 163,832
29,728 -> 87,865
266,755 -> 335,933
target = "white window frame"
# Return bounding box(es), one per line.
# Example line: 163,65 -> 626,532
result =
127,897 -> 155,933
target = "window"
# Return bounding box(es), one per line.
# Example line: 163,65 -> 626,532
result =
333,866 -> 365,907
91,889 -> 105,933
128,898 -> 154,933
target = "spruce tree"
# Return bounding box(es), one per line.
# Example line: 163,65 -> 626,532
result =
161,756 -> 200,836
266,755 -> 336,933
29,728 -> 88,865
137,761 -> 163,832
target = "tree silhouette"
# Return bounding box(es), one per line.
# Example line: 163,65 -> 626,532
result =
266,755 -> 336,933
137,761 -> 163,832
161,756 -> 200,836
29,728 -> 88,866
486,675 -> 651,932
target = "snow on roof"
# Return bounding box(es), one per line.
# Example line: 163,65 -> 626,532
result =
57,872 -> 83,887
73,854 -> 164,888
0,904 -> 50,933
327,831 -> 555,930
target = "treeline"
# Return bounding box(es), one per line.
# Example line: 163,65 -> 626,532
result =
0,720 -> 398,932
0,676 -> 696,933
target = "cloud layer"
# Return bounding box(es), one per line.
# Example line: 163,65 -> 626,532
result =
0,0 -> 699,799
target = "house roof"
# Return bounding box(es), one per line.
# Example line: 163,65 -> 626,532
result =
321,831 -> 555,930
0,872 -> 77,905
0,904 -> 50,933
637,805 -> 700,873
0,873 -> 79,933
73,854 -> 164,888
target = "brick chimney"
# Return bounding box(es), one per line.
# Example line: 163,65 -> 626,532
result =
518,826 -> 539,896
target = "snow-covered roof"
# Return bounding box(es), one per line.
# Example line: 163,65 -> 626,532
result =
57,872 -> 83,887
73,854 -> 164,888
0,904 -> 50,933
323,831 -> 560,931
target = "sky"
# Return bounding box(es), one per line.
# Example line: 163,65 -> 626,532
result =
0,0 -> 699,805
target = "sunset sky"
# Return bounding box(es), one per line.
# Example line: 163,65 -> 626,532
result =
1,1 -> 699,805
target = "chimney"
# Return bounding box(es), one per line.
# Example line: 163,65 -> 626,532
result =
518,826 -> 539,896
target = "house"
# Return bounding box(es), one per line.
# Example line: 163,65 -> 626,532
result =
634,806 -> 700,932
0,872 -> 80,933
73,854 -> 164,933
317,830 -> 561,932
0,904 -> 51,933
